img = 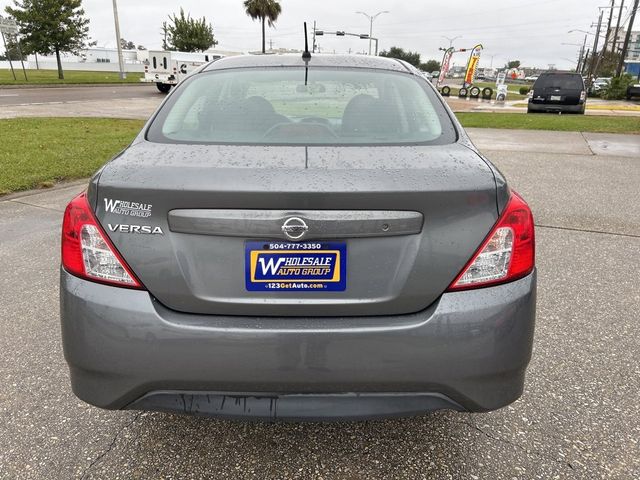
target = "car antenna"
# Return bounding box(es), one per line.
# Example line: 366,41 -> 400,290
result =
302,22 -> 312,86
302,22 -> 312,61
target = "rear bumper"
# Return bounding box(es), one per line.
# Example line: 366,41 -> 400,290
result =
528,101 -> 584,113
60,269 -> 536,420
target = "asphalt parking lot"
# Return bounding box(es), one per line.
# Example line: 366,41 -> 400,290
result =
1,130 -> 639,479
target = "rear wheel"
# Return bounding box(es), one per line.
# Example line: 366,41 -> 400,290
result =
156,83 -> 172,94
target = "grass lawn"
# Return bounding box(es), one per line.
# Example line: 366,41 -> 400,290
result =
1,114 -> 638,196
456,112 -> 640,134
0,118 -> 144,196
0,69 -> 143,85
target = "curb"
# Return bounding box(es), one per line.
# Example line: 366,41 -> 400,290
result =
0,179 -> 88,202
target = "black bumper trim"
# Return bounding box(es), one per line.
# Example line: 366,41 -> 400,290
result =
126,391 -> 466,421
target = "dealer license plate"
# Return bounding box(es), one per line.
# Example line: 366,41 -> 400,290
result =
245,241 -> 347,292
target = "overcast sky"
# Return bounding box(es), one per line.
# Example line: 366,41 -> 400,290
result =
2,0 -> 634,69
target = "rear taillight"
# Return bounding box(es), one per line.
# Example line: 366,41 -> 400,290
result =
447,191 -> 535,291
61,193 -> 143,289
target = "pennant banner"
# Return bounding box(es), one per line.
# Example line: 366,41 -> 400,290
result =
464,44 -> 483,88
437,47 -> 454,88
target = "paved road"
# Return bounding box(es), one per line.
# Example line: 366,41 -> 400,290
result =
1,131 -> 639,479
0,85 -> 157,105
3,85 -> 639,118
0,85 -> 161,120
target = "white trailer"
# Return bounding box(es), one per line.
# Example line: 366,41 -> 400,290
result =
142,51 -> 223,93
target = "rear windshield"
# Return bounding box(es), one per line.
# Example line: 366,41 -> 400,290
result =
146,67 -> 456,145
534,74 -> 584,90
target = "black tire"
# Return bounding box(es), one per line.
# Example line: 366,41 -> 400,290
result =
156,83 -> 172,94
481,87 -> 493,100
441,86 -> 451,96
458,87 -> 468,98
469,86 -> 481,98
496,93 -> 506,102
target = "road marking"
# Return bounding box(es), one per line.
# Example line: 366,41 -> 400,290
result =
0,94 -> 20,97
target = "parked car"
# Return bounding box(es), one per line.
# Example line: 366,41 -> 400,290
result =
60,54 -> 536,421
590,77 -> 611,95
527,72 -> 586,114
626,82 -> 640,100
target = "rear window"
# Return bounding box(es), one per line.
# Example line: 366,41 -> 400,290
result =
146,67 -> 456,145
534,74 -> 584,90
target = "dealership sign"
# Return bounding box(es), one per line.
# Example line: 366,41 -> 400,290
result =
463,44 -> 483,88
0,18 -> 19,35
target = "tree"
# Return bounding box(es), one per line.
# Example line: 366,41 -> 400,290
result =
120,38 -> 136,50
243,0 -> 282,54
163,8 -> 217,52
506,60 -> 521,69
586,50 -> 622,77
5,0 -> 90,80
379,46 -> 421,68
603,74 -> 635,100
421,59 -> 441,73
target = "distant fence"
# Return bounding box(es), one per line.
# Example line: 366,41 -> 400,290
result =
0,61 -> 144,73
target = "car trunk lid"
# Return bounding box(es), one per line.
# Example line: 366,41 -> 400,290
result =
94,141 -> 499,316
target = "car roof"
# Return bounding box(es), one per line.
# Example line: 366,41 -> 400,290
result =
538,71 -> 582,76
203,54 -> 414,73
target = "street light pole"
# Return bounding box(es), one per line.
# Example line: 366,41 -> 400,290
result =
441,35 -> 462,48
112,0 -> 126,80
356,11 -> 389,55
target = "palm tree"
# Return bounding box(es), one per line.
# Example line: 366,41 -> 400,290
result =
243,0 -> 282,53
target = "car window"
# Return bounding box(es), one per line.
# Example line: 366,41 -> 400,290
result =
534,75 -> 583,90
147,67 -> 456,145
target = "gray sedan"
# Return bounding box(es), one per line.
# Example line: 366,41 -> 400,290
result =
60,54 -> 536,421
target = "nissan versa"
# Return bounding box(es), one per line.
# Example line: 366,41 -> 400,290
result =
60,54 -> 536,421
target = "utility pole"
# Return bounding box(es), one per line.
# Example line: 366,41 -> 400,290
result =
581,48 -> 591,74
312,21 -> 317,53
613,0 -> 626,53
112,0 -> 126,80
356,11 -> 389,55
617,0 -> 639,75
586,10 -> 604,83
577,35 -> 588,72
593,1 -> 616,78
601,1 -> 615,57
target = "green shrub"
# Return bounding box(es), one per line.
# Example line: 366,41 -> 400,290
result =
602,75 -> 635,100
519,86 -> 530,95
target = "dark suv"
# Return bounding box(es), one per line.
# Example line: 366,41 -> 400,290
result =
528,72 -> 586,114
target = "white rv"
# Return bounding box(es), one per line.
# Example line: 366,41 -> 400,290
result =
142,51 -> 223,93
